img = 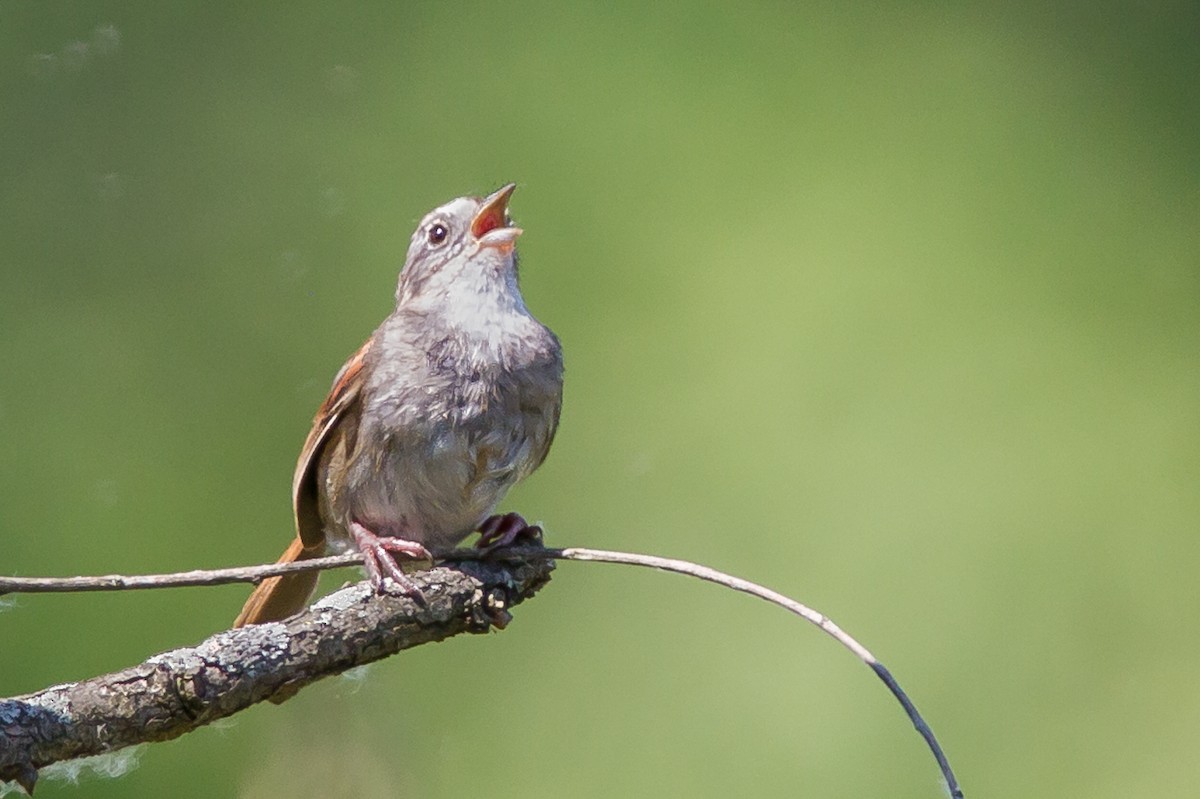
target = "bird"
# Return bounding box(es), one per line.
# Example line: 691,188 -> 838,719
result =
235,184 -> 563,626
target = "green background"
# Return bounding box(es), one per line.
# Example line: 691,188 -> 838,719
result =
2,2 -> 1197,797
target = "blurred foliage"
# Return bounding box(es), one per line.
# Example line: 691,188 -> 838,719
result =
1,1 -> 1198,797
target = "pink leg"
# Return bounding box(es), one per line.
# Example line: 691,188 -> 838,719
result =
350,521 -> 432,598
477,512 -> 543,552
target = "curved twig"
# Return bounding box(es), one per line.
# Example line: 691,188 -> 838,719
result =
503,547 -> 964,799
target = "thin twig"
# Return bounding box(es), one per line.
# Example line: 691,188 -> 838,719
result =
0,554 -> 363,595
476,546 -> 964,799
2,545 -> 963,797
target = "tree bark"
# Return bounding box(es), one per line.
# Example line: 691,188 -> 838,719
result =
0,557 -> 554,795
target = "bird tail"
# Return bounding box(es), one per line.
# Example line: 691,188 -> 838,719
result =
234,537 -> 322,627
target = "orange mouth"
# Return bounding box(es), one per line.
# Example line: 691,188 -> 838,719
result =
471,183 -> 517,240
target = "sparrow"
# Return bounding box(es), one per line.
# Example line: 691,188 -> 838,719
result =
235,184 -> 563,626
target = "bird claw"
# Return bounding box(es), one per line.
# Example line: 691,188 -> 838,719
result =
476,512 -> 543,552
350,522 -> 431,600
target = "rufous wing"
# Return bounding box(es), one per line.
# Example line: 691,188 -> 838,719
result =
233,338 -> 372,626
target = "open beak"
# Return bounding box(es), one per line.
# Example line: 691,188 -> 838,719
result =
471,183 -> 522,250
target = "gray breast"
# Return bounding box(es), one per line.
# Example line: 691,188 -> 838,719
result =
331,315 -> 562,551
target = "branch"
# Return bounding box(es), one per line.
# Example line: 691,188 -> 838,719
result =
1,547 -> 963,798
0,557 -> 554,795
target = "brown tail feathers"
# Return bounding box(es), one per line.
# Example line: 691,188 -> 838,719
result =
234,537 -> 322,627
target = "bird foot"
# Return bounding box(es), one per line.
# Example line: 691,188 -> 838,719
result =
350,521 -> 432,599
477,512 -> 543,552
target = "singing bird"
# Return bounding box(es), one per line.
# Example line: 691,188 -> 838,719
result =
235,184 -> 563,626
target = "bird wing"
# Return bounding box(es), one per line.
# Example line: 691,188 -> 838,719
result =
292,337 -> 372,550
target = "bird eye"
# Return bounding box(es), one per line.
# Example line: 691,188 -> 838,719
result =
427,222 -> 449,246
